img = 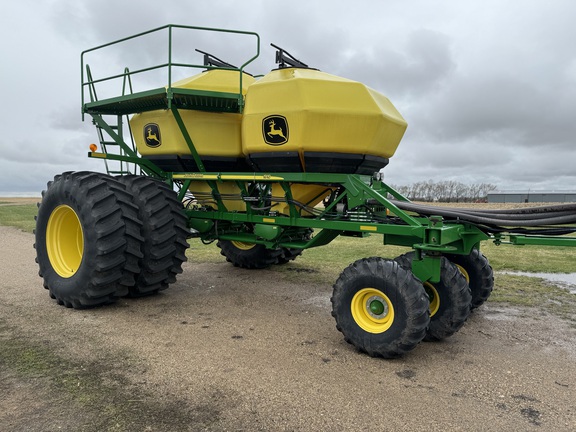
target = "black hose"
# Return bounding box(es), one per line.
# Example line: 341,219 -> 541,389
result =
389,200 -> 576,227
441,202 -> 576,215
390,200 -> 576,217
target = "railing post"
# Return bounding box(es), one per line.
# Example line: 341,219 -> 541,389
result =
168,25 -> 173,109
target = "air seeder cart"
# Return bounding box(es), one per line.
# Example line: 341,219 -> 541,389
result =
35,25 -> 576,358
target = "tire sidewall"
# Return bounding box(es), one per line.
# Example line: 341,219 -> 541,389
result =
394,252 -> 471,341
445,250 -> 493,308
218,239 -> 281,268
36,175 -> 97,302
332,258 -> 429,357
334,271 -> 410,343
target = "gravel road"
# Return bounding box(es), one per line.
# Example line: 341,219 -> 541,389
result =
1,225 -> 575,431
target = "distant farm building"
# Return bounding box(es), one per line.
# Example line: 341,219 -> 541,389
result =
487,191 -> 576,203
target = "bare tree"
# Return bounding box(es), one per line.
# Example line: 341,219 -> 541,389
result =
390,180 -> 497,202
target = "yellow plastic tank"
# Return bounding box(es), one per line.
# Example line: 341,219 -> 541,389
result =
241,68 -> 407,174
130,69 -> 256,172
188,181 -> 247,212
271,183 -> 334,216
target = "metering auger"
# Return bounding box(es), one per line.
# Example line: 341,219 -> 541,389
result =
34,25 -> 576,358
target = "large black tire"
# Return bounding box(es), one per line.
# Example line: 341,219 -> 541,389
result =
217,240 -> 282,269
35,172 -> 143,308
275,229 -> 311,265
116,176 -> 189,296
276,248 -> 303,265
444,249 -> 494,309
395,252 -> 471,342
331,257 -> 430,358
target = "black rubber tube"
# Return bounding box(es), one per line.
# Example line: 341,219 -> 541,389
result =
391,202 -> 576,215
390,200 -> 576,227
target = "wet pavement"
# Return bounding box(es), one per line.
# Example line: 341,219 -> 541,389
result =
500,271 -> 576,294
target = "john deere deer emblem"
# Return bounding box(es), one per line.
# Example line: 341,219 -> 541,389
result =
263,115 -> 289,145
144,123 -> 161,148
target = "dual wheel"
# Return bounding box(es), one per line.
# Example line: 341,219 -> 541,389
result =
35,172 -> 189,308
331,251 -> 493,358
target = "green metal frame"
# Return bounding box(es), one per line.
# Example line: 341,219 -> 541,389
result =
81,24 -> 260,115
82,24 -> 576,286
81,24 -> 260,176
167,171 -> 492,283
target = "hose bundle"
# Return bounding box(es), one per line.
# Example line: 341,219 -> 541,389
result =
389,200 -> 576,235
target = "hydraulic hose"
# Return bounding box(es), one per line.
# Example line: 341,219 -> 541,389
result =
389,200 -> 576,228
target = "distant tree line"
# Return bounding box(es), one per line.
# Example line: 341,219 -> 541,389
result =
390,180 -> 498,203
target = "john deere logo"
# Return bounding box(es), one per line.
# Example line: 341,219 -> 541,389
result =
144,123 -> 161,148
263,115 -> 288,146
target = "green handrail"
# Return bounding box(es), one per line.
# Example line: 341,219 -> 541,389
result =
81,24 -> 260,117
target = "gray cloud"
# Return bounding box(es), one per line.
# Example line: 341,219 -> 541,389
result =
1,0 -> 575,195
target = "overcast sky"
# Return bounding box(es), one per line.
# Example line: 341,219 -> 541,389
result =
1,0 -> 575,195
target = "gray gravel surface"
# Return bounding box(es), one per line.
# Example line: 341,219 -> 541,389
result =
1,226 -> 575,431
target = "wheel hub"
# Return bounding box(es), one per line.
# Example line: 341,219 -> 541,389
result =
367,295 -> 388,318
351,288 -> 395,334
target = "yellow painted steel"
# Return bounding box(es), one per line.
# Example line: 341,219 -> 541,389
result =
360,225 -> 378,232
454,264 -> 470,284
231,241 -> 256,250
174,174 -> 284,181
131,70 -> 255,157
242,68 -> 407,167
351,288 -> 395,334
424,282 -> 440,317
46,205 -> 84,278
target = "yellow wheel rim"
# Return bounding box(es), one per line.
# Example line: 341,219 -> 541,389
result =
424,282 -> 440,317
351,288 -> 394,334
455,264 -> 470,283
231,241 -> 256,251
46,205 -> 84,278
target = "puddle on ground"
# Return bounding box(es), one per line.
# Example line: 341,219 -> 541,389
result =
500,271 -> 576,294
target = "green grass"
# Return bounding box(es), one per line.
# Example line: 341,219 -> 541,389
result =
187,235 -> 576,321
186,235 -> 576,320
0,204 -> 37,233
490,273 -> 576,322
482,239 -> 576,273
6,201 -> 573,275
189,235 -> 408,284
2,202 -> 574,318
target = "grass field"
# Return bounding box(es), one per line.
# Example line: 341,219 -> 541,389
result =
2,198 -> 575,321
0,202 -> 38,233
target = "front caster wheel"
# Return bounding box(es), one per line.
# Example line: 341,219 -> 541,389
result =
276,248 -> 303,265
395,252 -> 472,341
331,257 -> 430,358
444,249 -> 494,309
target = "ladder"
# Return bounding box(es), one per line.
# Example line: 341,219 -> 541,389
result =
93,115 -> 139,176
